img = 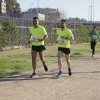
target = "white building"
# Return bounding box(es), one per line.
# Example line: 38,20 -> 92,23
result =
22,9 -> 45,21
22,8 -> 62,22
0,0 -> 6,13
35,8 -> 62,22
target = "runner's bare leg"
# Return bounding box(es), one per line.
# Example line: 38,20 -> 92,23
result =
65,54 -> 71,68
58,50 -> 63,72
39,51 -> 46,66
32,50 -> 37,73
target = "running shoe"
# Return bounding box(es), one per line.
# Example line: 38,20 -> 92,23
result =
44,65 -> 48,71
30,73 -> 38,78
92,52 -> 94,57
57,71 -> 63,78
68,68 -> 72,76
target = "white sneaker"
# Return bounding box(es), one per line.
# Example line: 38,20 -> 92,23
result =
30,73 -> 38,78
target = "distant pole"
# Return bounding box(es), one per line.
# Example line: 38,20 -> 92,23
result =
89,0 -> 94,26
63,7 -> 64,18
37,0 -> 39,8
88,0 -> 90,22
93,0 -> 94,22
37,0 -> 39,12
30,3 -> 33,19
88,7 -> 89,22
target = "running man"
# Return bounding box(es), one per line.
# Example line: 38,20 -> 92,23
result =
28,17 -> 48,78
89,25 -> 99,57
55,19 -> 74,78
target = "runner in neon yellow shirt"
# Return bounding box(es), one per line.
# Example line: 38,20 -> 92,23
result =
30,25 -> 47,46
57,28 -> 73,48
56,19 -> 74,78
28,17 -> 48,78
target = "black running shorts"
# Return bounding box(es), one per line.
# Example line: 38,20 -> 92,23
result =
58,47 -> 70,54
32,45 -> 46,52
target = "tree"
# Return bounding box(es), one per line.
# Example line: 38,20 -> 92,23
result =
13,3 -> 21,13
75,24 -> 91,43
67,17 -> 87,23
59,8 -> 67,19
0,19 -> 18,50
5,0 -> 21,13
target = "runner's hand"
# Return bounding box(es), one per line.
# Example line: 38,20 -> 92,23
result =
55,40 -> 58,44
28,40 -> 31,44
61,36 -> 66,39
38,39 -> 43,42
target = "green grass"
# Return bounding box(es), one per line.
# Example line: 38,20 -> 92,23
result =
0,60 -> 31,78
0,42 -> 100,78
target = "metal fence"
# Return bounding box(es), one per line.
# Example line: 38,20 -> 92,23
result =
1,16 -> 98,50
0,16 -> 59,49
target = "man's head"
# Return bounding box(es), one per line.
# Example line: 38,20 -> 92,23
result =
33,17 -> 39,27
60,19 -> 66,29
93,25 -> 97,30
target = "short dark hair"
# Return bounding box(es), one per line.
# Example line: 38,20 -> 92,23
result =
93,25 -> 96,28
33,17 -> 39,20
61,19 -> 66,22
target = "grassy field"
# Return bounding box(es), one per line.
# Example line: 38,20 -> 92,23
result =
0,42 -> 100,78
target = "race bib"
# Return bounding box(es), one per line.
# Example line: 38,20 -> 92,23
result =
32,35 -> 38,42
92,35 -> 97,39
58,38 -> 66,44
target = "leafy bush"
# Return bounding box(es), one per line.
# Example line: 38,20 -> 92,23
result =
0,19 -> 18,50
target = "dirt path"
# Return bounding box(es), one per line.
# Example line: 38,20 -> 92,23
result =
0,54 -> 100,100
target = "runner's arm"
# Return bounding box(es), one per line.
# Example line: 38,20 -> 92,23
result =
42,34 -> 48,40
55,35 -> 59,44
98,31 -> 100,39
39,34 -> 48,41
28,34 -> 32,44
39,27 -> 48,41
66,36 -> 74,41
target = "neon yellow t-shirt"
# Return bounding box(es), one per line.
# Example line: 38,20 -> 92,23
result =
56,28 -> 73,48
29,25 -> 47,46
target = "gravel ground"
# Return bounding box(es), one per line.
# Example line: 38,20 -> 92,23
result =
0,53 -> 100,100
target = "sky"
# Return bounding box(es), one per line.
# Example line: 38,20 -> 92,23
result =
17,0 -> 100,21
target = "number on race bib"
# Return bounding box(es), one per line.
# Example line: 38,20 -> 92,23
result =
58,38 -> 66,44
32,35 -> 38,42
92,35 -> 97,39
